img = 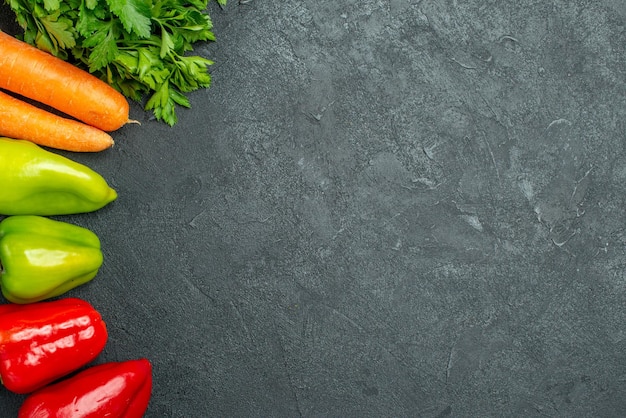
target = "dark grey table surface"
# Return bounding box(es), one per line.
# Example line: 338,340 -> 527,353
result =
1,1 -> 626,416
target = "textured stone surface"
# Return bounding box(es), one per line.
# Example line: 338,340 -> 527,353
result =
1,1 -> 625,416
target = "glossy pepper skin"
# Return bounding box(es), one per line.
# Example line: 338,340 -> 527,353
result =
0,137 -> 117,216
0,298 -> 108,394
0,215 -> 103,304
18,358 -> 153,418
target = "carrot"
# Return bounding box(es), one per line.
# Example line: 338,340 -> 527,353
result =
0,31 -> 129,132
0,90 -> 114,152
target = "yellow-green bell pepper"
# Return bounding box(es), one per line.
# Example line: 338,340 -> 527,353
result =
0,215 -> 103,304
0,137 -> 117,216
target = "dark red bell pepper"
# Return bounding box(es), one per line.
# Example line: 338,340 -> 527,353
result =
0,297 -> 108,394
18,358 -> 153,418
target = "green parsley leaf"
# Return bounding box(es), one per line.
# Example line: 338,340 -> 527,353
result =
40,12 -> 76,49
105,0 -> 152,39
159,25 -> 175,58
145,80 -> 190,126
43,0 -> 60,12
82,22 -> 118,71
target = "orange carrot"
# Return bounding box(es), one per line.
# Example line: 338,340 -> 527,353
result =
0,31 -> 129,132
0,90 -> 114,152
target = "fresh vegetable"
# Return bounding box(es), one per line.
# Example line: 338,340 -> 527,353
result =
0,298 -> 108,394
0,216 -> 103,304
18,358 -> 152,418
0,90 -> 115,152
0,137 -> 117,216
0,31 -> 130,132
5,0 -> 226,126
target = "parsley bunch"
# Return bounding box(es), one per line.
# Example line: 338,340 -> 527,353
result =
6,0 -> 226,126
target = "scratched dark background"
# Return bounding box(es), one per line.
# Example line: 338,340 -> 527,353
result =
1,0 -> 626,416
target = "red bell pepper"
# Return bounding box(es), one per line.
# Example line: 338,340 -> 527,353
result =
18,358 -> 153,418
0,298 -> 108,394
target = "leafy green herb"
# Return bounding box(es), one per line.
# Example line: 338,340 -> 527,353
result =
5,0 -> 226,126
